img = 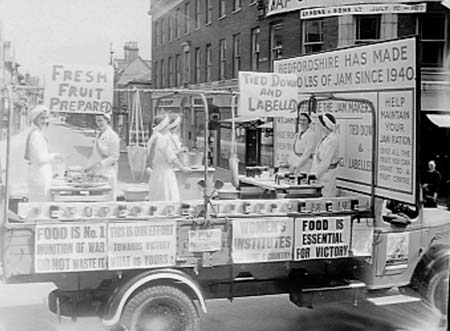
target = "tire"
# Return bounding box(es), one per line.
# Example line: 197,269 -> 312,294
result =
120,285 -> 200,331
426,268 -> 449,315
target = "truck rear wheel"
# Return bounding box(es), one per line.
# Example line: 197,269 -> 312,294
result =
120,285 -> 200,331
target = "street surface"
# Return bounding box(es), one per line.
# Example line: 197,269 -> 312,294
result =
0,283 -> 445,331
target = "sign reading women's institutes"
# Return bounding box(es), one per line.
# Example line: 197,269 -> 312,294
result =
44,63 -> 114,113
274,37 -> 417,204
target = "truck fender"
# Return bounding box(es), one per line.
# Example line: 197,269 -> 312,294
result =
411,244 -> 450,289
102,268 -> 206,327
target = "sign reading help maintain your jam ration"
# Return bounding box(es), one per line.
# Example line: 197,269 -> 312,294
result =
44,63 -> 114,113
232,218 -> 293,263
238,71 -> 298,118
108,222 -> 177,270
35,223 -> 107,273
294,217 -> 351,260
274,37 -> 417,204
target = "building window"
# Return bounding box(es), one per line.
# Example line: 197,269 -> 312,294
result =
303,19 -> 323,54
233,0 -> 241,11
206,0 -> 212,24
184,2 -> 190,34
168,15 -> 173,42
419,14 -> 446,67
175,8 -> 181,38
355,15 -> 380,44
168,56 -> 174,87
206,44 -> 212,82
233,34 -> 241,78
183,50 -> 191,84
251,27 -> 260,71
194,0 -> 200,29
219,39 -> 226,80
219,0 -> 226,18
155,21 -> 160,47
161,18 -> 166,45
154,61 -> 159,88
160,59 -> 165,88
195,47 -> 201,83
175,54 -> 181,86
270,23 -> 283,70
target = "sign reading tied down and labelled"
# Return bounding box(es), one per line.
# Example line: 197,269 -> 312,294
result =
238,71 -> 298,118
108,222 -> 177,270
274,37 -> 417,204
294,216 -> 351,261
232,218 -> 293,263
44,63 -> 114,113
35,223 -> 107,273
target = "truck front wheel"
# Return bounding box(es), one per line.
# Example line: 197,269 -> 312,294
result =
120,285 -> 200,331
426,268 -> 449,315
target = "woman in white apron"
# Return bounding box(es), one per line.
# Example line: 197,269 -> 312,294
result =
146,115 -> 190,202
290,112 -> 317,175
168,114 -> 183,154
86,113 -> 120,200
25,105 -> 61,201
311,113 -> 340,197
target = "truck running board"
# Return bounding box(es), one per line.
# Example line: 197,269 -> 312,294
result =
289,280 -> 366,308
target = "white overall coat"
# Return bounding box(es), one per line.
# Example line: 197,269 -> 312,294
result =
311,132 -> 340,197
290,127 -> 317,174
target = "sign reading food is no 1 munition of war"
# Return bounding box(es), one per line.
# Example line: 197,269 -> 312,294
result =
44,63 -> 114,113
294,216 -> 351,261
238,71 -> 298,118
274,37 -> 418,204
232,217 -> 293,263
108,221 -> 177,270
35,223 -> 107,273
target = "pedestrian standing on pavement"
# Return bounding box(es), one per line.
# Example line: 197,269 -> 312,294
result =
310,112 -> 340,197
146,114 -> 190,202
423,160 -> 441,207
24,105 -> 62,201
289,112 -> 317,175
85,113 -> 120,200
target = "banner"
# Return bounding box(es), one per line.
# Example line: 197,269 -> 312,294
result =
294,216 -> 351,260
44,63 -> 114,113
274,37 -> 417,204
189,228 -> 222,252
300,3 -> 427,19
238,71 -> 298,118
273,117 -> 297,166
108,221 -> 177,270
35,223 -> 107,273
232,217 -> 293,263
385,232 -> 409,270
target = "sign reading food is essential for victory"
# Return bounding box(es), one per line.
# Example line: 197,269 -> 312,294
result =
44,63 -> 114,113
294,216 -> 351,261
232,217 -> 293,263
35,223 -> 107,273
108,221 -> 177,270
238,71 -> 298,118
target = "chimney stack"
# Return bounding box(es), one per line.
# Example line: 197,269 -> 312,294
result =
124,41 -> 139,64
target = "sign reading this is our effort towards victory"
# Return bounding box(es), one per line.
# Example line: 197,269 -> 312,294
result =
238,71 -> 298,118
35,223 -> 107,273
44,63 -> 114,113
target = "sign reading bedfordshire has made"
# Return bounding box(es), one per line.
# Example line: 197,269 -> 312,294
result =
232,218 -> 293,263
35,223 -> 107,273
294,216 -> 351,261
238,71 -> 298,118
44,63 -> 114,113
108,221 -> 176,270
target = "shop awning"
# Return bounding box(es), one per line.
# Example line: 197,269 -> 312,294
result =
257,121 -> 273,129
220,116 -> 262,124
426,114 -> 450,128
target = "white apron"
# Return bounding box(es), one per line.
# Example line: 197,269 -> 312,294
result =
88,127 -> 120,200
311,132 -> 340,197
290,128 -> 317,174
26,128 -> 53,201
147,133 -> 180,202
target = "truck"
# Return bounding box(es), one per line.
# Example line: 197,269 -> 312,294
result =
0,36 -> 448,331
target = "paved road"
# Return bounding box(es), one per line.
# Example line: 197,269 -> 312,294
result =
0,283 -> 445,331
